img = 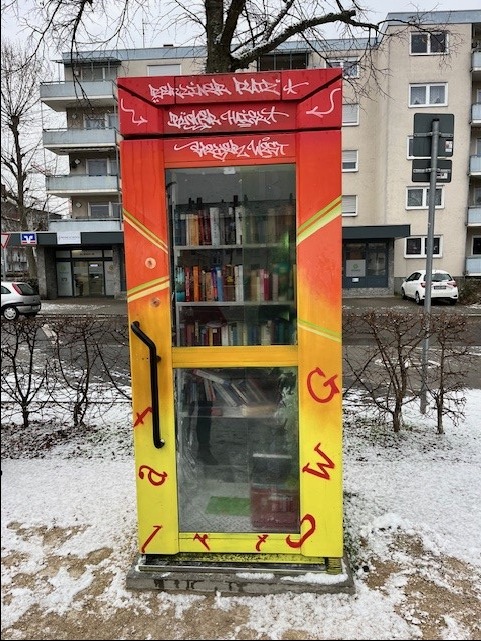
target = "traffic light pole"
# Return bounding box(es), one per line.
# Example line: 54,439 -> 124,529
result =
420,118 -> 440,414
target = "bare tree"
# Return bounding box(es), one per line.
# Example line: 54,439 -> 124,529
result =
1,41 -> 51,279
343,310 -> 426,432
13,0 -> 452,77
425,312 -> 472,435
0,316 -> 51,429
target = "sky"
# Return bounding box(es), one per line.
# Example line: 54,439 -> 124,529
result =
2,349 -> 481,639
2,0 -> 481,58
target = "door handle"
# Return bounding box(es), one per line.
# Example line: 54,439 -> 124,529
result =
130,320 -> 165,449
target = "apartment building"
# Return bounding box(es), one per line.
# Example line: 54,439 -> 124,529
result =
27,9 -> 480,299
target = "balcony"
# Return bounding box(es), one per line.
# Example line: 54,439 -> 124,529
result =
40,80 -> 116,111
467,206 -> 481,226
472,103 -> 481,127
469,155 -> 481,176
43,128 -> 118,154
48,217 -> 122,233
46,175 -> 120,197
465,256 -> 481,276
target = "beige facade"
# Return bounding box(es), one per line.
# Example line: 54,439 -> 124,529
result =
38,9 -> 481,299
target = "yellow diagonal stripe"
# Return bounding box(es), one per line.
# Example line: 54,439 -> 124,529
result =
123,208 -> 169,253
297,198 -> 341,245
127,277 -> 170,304
298,318 -> 342,343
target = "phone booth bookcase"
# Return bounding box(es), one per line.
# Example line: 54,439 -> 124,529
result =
118,69 -> 345,583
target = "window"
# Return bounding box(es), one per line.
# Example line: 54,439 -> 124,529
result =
147,64 -> 181,76
257,52 -> 308,71
342,103 -> 359,126
78,65 -> 118,81
409,83 -> 447,107
87,159 -> 108,176
110,158 -> 119,176
85,115 -> 106,129
87,158 -> 118,176
405,236 -> 441,257
407,135 -> 430,159
406,186 -> 443,209
410,32 -> 447,54
329,58 -> 359,78
473,187 -> 481,206
473,237 -> 481,255
342,195 -> 357,217
85,113 -> 118,129
89,202 -> 121,219
342,150 -> 358,172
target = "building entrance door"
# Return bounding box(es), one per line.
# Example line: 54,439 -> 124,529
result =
73,260 -> 105,297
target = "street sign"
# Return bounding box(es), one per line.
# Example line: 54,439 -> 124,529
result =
20,232 -> 37,245
1,233 -> 10,248
413,113 -> 454,158
412,158 -> 452,183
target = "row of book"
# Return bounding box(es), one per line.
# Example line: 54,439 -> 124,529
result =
173,200 -> 295,247
177,318 -> 295,347
174,263 -> 294,303
183,369 -> 277,416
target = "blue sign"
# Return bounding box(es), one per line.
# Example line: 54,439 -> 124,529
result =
20,232 -> 37,245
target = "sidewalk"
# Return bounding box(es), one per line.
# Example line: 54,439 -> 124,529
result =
39,296 -> 481,316
40,297 -> 128,316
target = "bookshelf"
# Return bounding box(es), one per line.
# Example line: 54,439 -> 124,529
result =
175,365 -> 300,533
167,163 -> 296,349
169,186 -> 297,348
168,163 -> 300,532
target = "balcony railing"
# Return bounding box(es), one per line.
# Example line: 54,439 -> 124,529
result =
469,155 -> 481,174
46,174 -> 120,196
48,218 -> 123,233
40,80 -> 116,111
467,206 -> 481,226
465,256 -> 481,276
43,127 -> 118,152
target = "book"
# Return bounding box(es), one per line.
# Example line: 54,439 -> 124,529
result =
192,265 -> 200,301
184,266 -> 191,301
215,266 -> 224,302
191,368 -> 227,385
209,207 -> 220,246
234,264 -> 244,302
235,204 -> 244,245
223,264 -> 236,302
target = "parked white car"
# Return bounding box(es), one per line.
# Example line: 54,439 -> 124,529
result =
401,270 -> 458,306
1,281 -> 42,320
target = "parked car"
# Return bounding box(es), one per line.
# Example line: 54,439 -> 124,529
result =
401,270 -> 458,306
1,281 -> 42,320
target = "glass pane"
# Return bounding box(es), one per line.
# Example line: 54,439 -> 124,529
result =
411,33 -> 428,53
430,33 -> 446,53
88,159 -> 107,176
175,366 -> 299,533
406,238 -> 422,255
167,164 -> 297,347
85,116 -> 105,129
410,86 -> 426,106
366,243 -> 386,276
429,85 -> 445,105
407,189 -> 423,207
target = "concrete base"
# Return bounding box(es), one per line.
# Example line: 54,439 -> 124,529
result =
126,553 -> 355,596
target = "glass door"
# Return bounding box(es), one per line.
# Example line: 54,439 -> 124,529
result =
167,163 -> 299,536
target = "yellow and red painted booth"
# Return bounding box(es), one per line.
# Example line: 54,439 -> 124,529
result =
118,69 -> 344,576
